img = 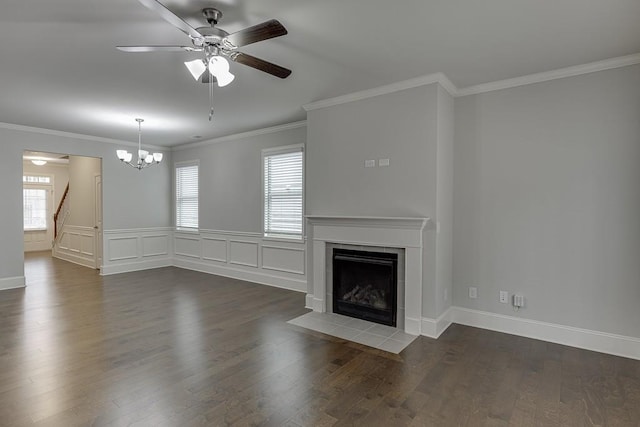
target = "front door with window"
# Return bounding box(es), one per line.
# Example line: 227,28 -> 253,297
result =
23,183 -> 53,252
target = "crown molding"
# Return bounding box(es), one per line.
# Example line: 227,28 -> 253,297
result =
172,120 -> 307,151
456,53 -> 640,97
303,72 -> 457,112
0,121 -> 166,150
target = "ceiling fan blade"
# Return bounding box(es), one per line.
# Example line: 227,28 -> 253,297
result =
137,0 -> 202,39
117,45 -> 198,52
224,19 -> 287,48
231,52 -> 291,79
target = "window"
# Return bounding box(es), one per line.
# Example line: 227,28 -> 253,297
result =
23,175 -> 51,183
263,145 -> 304,239
24,188 -> 48,230
175,161 -> 199,229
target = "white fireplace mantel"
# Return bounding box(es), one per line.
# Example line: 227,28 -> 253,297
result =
306,215 -> 429,335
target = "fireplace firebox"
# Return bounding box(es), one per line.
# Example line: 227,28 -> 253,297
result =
332,249 -> 398,326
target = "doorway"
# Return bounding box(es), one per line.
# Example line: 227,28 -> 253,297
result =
23,151 -> 103,272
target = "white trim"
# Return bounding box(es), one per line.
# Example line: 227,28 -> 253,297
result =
197,228 -> 262,238
172,121 -> 307,151
103,227 -> 173,235
101,258 -> 173,275
303,73 -> 455,111
54,250 -> 96,269
174,258 -> 307,293
421,307 -> 453,339
0,121 -> 162,150
450,307 -> 640,361
456,52 -> 640,96
0,276 -> 26,290
305,294 -> 314,309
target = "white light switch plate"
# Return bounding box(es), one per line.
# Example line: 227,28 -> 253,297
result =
378,158 -> 390,167
365,159 -> 376,168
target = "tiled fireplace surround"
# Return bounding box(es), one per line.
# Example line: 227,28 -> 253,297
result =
307,216 -> 428,336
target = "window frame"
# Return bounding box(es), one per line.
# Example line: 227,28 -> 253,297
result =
23,178 -> 53,232
174,160 -> 199,231
261,143 -> 305,241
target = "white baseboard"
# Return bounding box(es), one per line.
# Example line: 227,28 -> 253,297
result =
53,251 -> 95,269
305,294 -> 314,309
421,307 -> 453,338
174,258 -> 306,293
0,276 -> 26,290
101,258 -> 173,275
450,307 -> 640,361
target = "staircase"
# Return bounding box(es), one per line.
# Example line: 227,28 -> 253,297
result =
53,183 -> 69,248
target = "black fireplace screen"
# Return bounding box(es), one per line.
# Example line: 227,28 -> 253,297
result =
332,249 -> 398,326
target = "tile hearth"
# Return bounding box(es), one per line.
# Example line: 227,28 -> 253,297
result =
287,311 -> 418,354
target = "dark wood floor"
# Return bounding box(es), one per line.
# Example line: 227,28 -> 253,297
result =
1,253 -> 639,426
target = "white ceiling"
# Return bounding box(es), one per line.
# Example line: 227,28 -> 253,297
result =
1,0 -> 639,147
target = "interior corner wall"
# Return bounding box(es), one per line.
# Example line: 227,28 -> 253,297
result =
453,64 -> 640,338
171,125 -> 306,233
0,127 -> 172,281
305,84 -> 441,319
435,85 -> 454,318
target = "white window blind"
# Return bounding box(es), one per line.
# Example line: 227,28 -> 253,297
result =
263,146 -> 304,238
24,188 -> 48,230
175,162 -> 198,229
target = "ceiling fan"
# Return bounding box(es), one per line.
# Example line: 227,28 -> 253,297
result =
117,0 -> 292,86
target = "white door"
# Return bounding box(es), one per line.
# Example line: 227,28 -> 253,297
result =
94,174 -> 103,269
23,184 -> 53,252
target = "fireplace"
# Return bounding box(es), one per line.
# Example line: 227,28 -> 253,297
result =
332,248 -> 398,326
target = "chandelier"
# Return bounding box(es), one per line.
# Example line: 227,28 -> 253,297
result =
116,118 -> 163,170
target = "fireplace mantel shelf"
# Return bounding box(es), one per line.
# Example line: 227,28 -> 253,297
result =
306,215 -> 430,230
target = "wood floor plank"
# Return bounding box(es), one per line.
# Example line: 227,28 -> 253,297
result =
0,252 -> 639,426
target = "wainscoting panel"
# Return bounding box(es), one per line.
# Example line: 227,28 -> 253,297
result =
229,240 -> 259,267
202,237 -> 227,263
262,245 -> 305,275
53,225 -> 96,269
108,237 -> 137,261
142,235 -> 169,258
101,228 -> 173,275
173,229 -> 306,292
174,234 -> 201,259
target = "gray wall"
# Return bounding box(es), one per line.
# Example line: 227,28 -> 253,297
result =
435,85 -> 455,317
453,64 -> 640,337
306,83 -> 453,319
171,126 -> 306,233
306,85 -> 438,217
0,127 -> 171,280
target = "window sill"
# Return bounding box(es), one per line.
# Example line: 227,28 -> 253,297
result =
263,234 -> 305,243
175,227 -> 199,234
24,228 -> 47,232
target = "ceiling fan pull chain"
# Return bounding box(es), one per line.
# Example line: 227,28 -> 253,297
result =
208,75 -> 215,121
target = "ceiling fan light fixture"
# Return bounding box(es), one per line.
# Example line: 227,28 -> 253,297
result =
208,56 -> 235,87
184,59 -> 207,80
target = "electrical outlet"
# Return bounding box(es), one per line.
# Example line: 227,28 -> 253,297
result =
499,291 -> 508,303
513,294 -> 525,308
469,287 -> 477,299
